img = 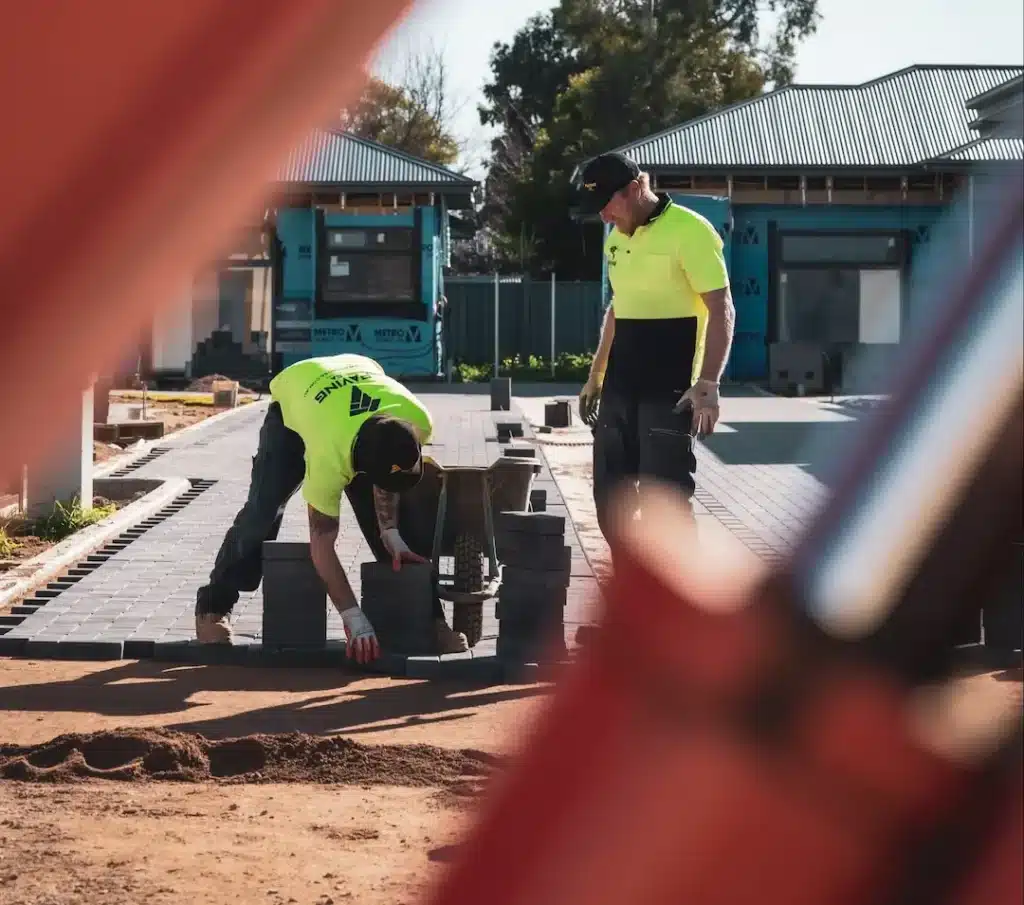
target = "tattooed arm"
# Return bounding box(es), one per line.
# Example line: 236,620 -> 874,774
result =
372,486 -> 400,533
306,505 -> 358,615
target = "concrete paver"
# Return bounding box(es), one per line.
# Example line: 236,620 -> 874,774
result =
514,390 -> 850,569
1,394 -> 599,669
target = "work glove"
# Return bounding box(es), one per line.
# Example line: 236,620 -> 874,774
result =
381,527 -> 429,571
579,372 -> 604,427
340,605 -> 380,664
673,379 -> 720,436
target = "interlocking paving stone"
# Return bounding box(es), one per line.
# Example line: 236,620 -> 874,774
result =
2,395 -> 598,674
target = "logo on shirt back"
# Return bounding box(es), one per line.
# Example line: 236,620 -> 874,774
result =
349,387 -> 381,417
312,371 -> 375,404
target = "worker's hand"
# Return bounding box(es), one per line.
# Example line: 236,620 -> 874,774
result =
673,379 -> 720,436
381,527 -> 428,571
579,372 -> 604,427
340,605 -> 380,664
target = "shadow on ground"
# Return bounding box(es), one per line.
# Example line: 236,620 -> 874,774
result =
0,659 -> 546,740
700,420 -> 862,484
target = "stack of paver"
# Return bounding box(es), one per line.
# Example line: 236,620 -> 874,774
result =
495,512 -> 570,662
359,561 -> 437,655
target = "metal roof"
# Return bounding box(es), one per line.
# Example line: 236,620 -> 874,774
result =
276,128 -> 476,187
967,74 -> 1024,110
929,137 -> 1024,162
613,65 -> 1024,170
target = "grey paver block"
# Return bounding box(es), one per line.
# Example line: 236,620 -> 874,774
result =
496,512 -> 565,536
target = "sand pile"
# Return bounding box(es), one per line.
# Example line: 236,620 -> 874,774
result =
0,728 -> 495,786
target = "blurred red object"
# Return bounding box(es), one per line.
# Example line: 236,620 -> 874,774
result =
0,0 -> 411,477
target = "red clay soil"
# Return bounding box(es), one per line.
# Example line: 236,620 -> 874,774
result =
0,728 -> 498,787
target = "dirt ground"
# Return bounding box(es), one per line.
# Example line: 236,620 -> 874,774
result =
0,659 -> 549,905
0,658 -> 1019,905
1,394 -> 1020,904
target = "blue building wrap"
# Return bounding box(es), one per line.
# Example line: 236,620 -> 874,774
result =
601,195 -> 950,381
272,206 -> 445,378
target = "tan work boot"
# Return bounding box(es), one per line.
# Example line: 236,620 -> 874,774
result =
434,618 -> 469,655
196,611 -> 232,644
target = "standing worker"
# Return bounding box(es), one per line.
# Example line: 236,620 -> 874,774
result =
574,151 -> 735,542
193,353 -> 469,661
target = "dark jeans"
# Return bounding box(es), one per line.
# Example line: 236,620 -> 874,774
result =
196,402 -> 443,619
592,389 -> 696,541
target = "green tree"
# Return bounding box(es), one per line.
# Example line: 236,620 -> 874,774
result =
343,46 -> 463,167
479,0 -> 821,277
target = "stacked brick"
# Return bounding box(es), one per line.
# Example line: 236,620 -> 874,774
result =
495,512 -> 569,662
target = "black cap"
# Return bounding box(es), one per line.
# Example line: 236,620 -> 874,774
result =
353,414 -> 423,493
575,152 -> 640,215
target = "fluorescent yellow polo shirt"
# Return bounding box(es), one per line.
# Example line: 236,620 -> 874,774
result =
269,353 -> 433,516
604,196 -> 729,396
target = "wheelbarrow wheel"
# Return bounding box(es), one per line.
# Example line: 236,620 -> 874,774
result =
452,533 -> 484,646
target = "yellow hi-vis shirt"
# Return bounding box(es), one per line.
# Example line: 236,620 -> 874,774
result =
604,197 -> 729,396
269,353 -> 433,517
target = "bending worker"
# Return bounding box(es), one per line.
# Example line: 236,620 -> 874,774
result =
575,151 -> 736,543
194,353 -> 469,661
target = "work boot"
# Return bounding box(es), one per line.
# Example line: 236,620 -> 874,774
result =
434,618 -> 469,655
196,611 -> 233,644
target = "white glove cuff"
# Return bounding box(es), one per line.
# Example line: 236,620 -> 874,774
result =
341,606 -> 376,640
381,527 -> 408,553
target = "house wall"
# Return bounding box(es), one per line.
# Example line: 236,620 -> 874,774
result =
272,205 -> 444,378
151,279 -> 194,373
726,202 -> 953,381
149,266 -> 272,379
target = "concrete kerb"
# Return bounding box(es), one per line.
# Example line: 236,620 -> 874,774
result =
0,475 -> 192,613
94,397 -> 263,477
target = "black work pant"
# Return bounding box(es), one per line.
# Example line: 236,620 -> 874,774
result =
592,390 -> 696,541
196,402 -> 442,619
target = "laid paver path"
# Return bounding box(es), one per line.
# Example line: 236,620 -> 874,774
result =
1,395 -> 599,658
515,388 -> 860,569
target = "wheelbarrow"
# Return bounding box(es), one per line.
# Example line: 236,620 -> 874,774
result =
400,455 -> 542,646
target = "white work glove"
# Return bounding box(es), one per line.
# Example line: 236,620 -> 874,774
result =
340,606 -> 380,664
380,527 -> 429,571
673,379 -> 720,436
578,372 -> 604,427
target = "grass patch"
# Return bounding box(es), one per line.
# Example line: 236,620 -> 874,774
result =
30,497 -> 118,543
0,525 -> 19,558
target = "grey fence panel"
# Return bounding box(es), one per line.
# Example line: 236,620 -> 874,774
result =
444,277 -> 603,364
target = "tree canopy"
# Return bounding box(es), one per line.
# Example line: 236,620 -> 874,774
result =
477,0 -> 821,277
342,46 -> 463,167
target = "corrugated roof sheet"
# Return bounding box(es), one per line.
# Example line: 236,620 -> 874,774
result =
967,74 -> 1024,109
276,128 -> 476,187
614,65 -> 1024,169
930,137 -> 1024,162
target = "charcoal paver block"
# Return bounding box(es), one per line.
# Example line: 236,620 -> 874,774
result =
496,629 -> 568,664
544,400 -> 572,428
496,592 -> 567,621
494,421 -> 524,438
501,565 -> 570,590
0,636 -> 28,655
405,656 -> 442,679
529,489 -> 547,512
360,562 -> 437,655
490,378 -> 512,411
54,640 -> 124,660
261,541 -> 327,649
496,512 -> 565,536
497,535 -> 570,570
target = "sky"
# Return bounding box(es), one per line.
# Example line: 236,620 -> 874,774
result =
372,0 -> 1024,177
